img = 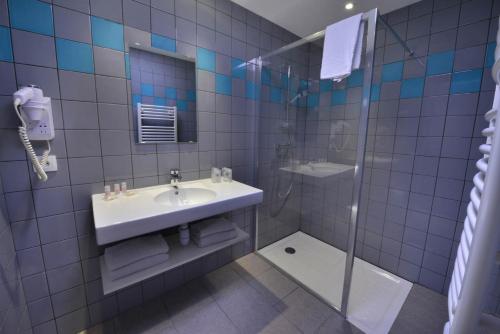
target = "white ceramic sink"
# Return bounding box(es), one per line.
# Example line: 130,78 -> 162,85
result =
92,179 -> 263,245
154,187 -> 217,206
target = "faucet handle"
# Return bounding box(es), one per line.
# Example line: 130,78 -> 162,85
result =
170,168 -> 179,176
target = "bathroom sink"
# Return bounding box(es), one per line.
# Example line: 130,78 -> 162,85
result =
154,187 -> 217,206
92,178 -> 263,245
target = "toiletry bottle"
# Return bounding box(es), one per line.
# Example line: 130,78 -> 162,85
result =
179,224 -> 190,246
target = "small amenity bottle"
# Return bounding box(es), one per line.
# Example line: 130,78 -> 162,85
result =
179,224 -> 190,246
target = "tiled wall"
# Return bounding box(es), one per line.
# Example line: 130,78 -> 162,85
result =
0,180 -> 31,334
301,0 -> 500,309
0,0 -> 298,332
129,48 -> 197,142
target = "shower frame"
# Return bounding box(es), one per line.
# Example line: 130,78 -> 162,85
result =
252,7 -> 415,317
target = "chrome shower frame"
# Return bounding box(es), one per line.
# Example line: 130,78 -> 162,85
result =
253,8 -> 414,317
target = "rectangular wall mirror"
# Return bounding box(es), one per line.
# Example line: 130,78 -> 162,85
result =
130,47 -> 197,143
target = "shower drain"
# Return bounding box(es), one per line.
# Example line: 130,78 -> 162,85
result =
285,247 -> 296,254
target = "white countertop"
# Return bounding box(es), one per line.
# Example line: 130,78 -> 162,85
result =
92,179 -> 263,245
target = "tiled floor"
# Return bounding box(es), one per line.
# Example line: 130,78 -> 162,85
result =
84,253 -> 448,334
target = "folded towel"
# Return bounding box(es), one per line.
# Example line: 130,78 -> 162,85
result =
320,13 -> 364,81
105,234 -> 169,272
108,253 -> 170,280
190,217 -> 235,239
192,229 -> 237,248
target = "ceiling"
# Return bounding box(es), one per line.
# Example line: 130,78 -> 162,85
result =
232,0 -> 421,37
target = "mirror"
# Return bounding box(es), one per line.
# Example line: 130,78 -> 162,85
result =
130,47 -> 197,143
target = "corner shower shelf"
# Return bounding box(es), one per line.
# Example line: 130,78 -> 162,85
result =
280,162 -> 354,178
100,227 -> 249,295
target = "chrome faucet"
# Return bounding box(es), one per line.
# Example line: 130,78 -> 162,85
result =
170,168 -> 181,188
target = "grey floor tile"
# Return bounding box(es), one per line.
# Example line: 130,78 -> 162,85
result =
230,253 -> 272,278
171,301 -> 238,334
389,284 -> 448,334
246,267 -> 299,305
213,279 -> 282,334
317,312 -> 363,334
163,279 -> 214,317
257,315 -> 302,334
277,287 -> 334,334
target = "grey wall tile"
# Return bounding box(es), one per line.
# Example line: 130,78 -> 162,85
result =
54,5 -> 91,43
90,0 -> 123,23
42,237 -> 80,270
94,47 -> 126,78
123,0 -> 151,31
59,71 -> 96,102
11,30 -> 56,68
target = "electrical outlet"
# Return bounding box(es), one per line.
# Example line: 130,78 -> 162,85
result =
37,155 -> 58,172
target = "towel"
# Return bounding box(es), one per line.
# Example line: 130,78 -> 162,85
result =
190,217 -> 235,239
108,253 -> 170,280
192,229 -> 237,248
104,234 -> 169,272
320,13 -> 364,81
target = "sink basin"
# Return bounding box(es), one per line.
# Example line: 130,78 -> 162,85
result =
92,178 -> 263,245
154,187 -> 216,206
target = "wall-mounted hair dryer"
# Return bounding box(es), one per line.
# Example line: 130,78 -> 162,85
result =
13,85 -> 55,181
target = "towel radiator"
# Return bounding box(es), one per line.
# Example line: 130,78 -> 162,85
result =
444,18 -> 500,334
137,103 -> 177,143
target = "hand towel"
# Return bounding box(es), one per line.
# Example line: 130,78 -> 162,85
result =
190,217 -> 235,239
320,13 -> 364,81
108,253 -> 170,280
105,234 -> 169,272
192,229 -> 237,248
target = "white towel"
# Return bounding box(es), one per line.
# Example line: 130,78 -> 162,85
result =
190,217 -> 235,239
108,253 -> 170,280
104,234 -> 169,271
320,14 -> 365,81
192,229 -> 237,248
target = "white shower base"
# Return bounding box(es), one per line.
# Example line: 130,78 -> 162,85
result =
258,232 -> 412,334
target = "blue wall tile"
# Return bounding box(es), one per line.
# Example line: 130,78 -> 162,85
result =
281,73 -> 289,88
8,0 -> 54,36
151,34 -> 176,52
427,51 -> 454,76
382,61 -> 403,82
320,79 -> 333,92
154,97 -> 166,106
450,69 -> 483,93
165,87 -> 177,99
132,94 -> 141,106
300,79 -> 309,90
332,89 -> 347,105
371,84 -> 380,101
141,83 -> 154,96
196,47 -> 215,72
91,16 -> 124,51
56,39 -> 94,73
0,26 -> 13,62
186,90 -> 196,101
270,87 -> 282,103
231,58 -> 246,79
307,93 -> 319,108
400,77 -> 425,99
261,67 -> 271,85
215,73 -> 231,95
177,100 -> 187,111
485,42 -> 496,68
347,69 -> 364,87
246,80 -> 258,100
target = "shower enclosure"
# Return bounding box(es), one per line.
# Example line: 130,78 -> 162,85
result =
253,8 -> 412,333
